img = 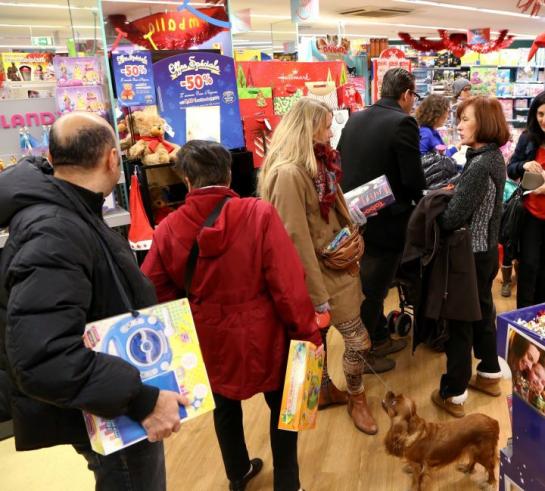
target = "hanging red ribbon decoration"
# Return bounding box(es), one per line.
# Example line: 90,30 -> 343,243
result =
517,0 -> 545,16
398,29 -> 514,56
398,32 -> 445,52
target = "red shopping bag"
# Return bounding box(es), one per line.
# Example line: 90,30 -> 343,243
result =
337,83 -> 364,112
128,173 -> 154,251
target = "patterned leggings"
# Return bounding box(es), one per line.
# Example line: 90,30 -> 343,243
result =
320,316 -> 371,395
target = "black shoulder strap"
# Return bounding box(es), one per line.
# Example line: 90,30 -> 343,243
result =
184,196 -> 231,296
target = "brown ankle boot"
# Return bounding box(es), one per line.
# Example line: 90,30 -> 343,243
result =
318,382 -> 348,410
347,393 -> 378,435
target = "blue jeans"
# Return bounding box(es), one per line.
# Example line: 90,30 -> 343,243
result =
73,439 -> 166,491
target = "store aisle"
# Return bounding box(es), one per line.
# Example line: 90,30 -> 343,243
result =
1,279 -> 515,491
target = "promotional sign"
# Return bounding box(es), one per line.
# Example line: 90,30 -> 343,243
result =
154,52 -> 244,149
291,0 -> 319,24
372,49 -> 411,103
112,51 -> 156,107
313,35 -> 350,61
237,61 -> 346,89
108,2 -> 232,56
467,28 -> 491,46
1,52 -> 55,82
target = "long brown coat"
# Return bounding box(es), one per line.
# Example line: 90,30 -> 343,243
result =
264,164 -> 364,325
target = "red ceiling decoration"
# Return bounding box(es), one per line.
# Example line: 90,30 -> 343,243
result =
398,29 -> 515,57
517,0 -> 545,16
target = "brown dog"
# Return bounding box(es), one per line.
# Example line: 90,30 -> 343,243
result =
382,391 -> 499,490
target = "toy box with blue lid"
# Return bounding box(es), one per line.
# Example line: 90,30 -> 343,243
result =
497,304 -> 545,490
82,298 -> 215,455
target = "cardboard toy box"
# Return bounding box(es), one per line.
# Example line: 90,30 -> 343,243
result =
343,174 -> 395,217
83,298 -> 215,455
279,340 -> 324,431
497,304 -> 545,484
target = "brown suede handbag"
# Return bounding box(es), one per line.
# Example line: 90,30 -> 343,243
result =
318,192 -> 364,276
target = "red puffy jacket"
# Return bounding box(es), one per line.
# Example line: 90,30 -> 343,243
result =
141,187 -> 321,400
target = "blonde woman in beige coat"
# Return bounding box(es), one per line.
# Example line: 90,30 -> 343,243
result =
258,98 -> 377,434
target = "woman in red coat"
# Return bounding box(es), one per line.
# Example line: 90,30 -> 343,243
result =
142,140 -> 321,491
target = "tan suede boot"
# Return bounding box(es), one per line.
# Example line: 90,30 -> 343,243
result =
431,389 -> 465,418
469,374 -> 502,397
318,382 -> 349,410
347,393 -> 378,434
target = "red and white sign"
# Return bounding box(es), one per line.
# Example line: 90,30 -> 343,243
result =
372,49 -> 411,103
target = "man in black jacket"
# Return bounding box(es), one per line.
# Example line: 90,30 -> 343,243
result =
339,68 -> 426,373
0,113 -> 186,490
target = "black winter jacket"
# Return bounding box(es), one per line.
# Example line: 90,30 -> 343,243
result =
508,131 -> 536,180
338,98 -> 426,252
0,157 -> 159,450
438,144 -> 505,253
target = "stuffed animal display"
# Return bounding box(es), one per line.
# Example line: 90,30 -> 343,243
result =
127,111 -> 181,186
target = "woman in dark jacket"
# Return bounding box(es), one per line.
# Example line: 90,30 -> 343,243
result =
507,91 -> 545,308
142,140 -> 322,491
431,96 -> 510,418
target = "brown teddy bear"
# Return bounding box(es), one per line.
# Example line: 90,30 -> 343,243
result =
127,111 -> 181,186
149,186 -> 174,224
117,116 -> 132,151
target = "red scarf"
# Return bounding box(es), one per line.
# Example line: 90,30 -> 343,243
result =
313,143 -> 343,223
138,135 -> 176,154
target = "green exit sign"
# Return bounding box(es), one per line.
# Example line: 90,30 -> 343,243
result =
31,36 -> 54,47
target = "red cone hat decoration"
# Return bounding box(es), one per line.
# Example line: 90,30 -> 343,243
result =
128,173 -> 154,251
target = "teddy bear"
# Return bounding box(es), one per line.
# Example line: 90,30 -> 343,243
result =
149,186 -> 174,224
117,116 -> 132,151
127,111 -> 181,186
121,83 -> 135,101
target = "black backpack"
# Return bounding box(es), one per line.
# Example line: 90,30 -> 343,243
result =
499,185 -> 524,259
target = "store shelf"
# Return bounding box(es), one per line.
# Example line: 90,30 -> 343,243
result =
104,207 -> 131,228
497,96 -> 535,99
0,208 -> 131,249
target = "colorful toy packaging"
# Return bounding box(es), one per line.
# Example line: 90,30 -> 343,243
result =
82,298 -> 215,455
343,175 -> 396,217
53,56 -> 102,86
279,340 -> 324,432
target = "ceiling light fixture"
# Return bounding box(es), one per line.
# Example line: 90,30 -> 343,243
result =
0,23 -> 95,29
0,1 -> 96,9
393,0 -> 543,20
0,44 -> 65,49
251,14 -> 291,19
101,0 -> 210,5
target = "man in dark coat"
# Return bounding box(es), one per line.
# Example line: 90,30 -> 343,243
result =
0,113 -> 186,490
339,68 -> 426,373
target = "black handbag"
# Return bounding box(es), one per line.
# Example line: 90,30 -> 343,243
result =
499,185 -> 524,259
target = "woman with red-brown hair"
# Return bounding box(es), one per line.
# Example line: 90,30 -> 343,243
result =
431,96 -> 510,418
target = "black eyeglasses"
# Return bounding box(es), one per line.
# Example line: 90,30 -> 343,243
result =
410,90 -> 422,101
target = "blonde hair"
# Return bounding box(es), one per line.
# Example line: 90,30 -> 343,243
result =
258,97 -> 331,198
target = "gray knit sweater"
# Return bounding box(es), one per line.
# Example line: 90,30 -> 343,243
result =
438,144 -> 506,252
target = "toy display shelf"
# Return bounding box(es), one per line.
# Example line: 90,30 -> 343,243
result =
497,304 -> 545,490
497,303 -> 545,357
0,207 -> 130,248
